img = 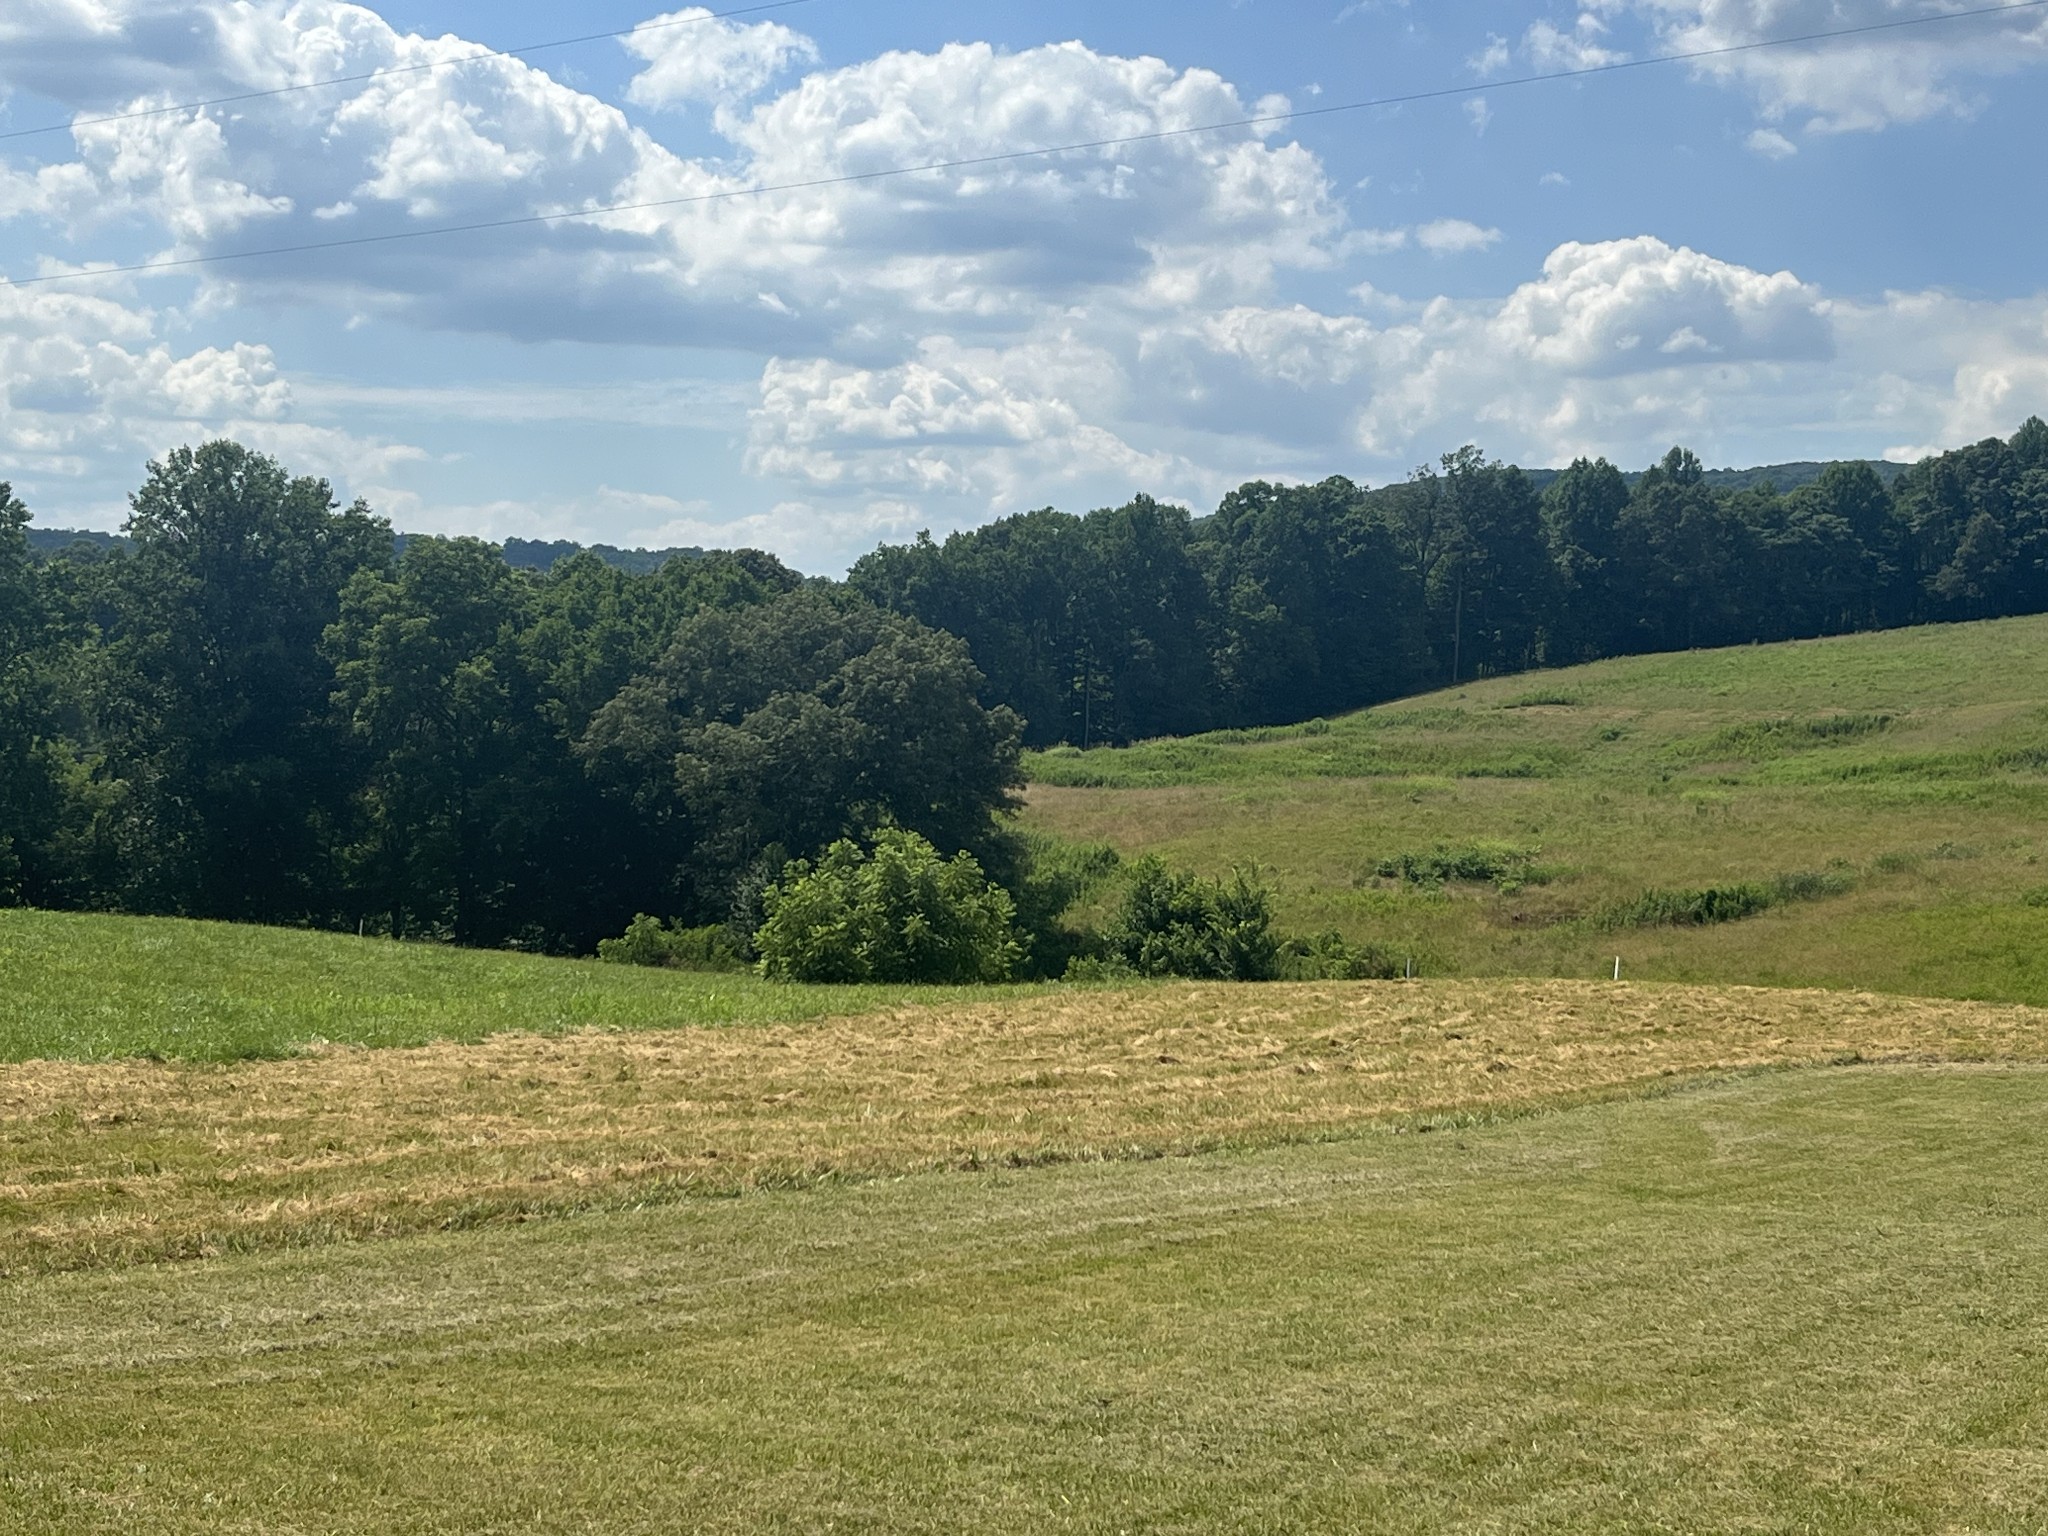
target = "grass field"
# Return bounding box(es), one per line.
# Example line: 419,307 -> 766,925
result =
0,908 -> 1031,1063
1023,615 -> 2048,1005
7,1064 -> 2048,1533
8,975 -> 2041,1275
14,619 -> 2048,1528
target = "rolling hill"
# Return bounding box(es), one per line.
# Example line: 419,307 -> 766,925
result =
1023,613 -> 2048,1006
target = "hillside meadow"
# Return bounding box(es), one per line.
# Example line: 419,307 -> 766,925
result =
1025,614 -> 2048,1005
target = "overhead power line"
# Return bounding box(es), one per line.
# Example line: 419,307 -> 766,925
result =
4,0 -> 2044,293
0,0 -> 820,145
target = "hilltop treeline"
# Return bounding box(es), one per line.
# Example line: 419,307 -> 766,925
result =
2,420 -> 2044,950
853,422 -> 2048,745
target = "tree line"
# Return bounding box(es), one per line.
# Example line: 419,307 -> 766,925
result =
2,419 -> 2044,957
852,421 -> 2048,745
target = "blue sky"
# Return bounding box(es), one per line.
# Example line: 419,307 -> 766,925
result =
1,0 -> 2044,570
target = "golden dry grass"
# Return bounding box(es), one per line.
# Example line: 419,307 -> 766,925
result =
5,978 -> 2046,1275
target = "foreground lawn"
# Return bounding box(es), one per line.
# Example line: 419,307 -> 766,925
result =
6,978 -> 2044,1273
5,1066 -> 2046,1533
1024,615 -> 2048,1005
0,908 -> 1027,1063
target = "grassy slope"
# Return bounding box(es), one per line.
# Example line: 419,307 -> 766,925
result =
0,908 -> 1033,1063
1024,615 -> 2048,1004
6,1066 -> 2048,1533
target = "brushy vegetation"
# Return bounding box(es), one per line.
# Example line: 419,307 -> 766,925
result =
9,1069 -> 2048,1532
1374,841 -> 1548,892
596,916 -> 746,972
754,831 -> 1022,984
1081,857 -> 1280,981
1597,870 -> 1854,930
1025,615 -> 2048,1006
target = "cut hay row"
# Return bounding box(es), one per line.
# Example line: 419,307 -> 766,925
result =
5,979 -> 2044,1275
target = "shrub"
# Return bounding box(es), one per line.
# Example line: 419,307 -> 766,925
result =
1276,931 -> 1404,981
755,829 -> 1021,984
1103,858 -> 1279,981
1598,870 -> 1852,930
597,915 -> 746,971
1375,842 -> 1546,893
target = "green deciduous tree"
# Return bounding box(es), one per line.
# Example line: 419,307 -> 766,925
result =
99,442 -> 392,918
582,589 -> 1024,924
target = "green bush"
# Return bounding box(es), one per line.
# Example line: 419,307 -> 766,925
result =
1375,842 -> 1546,893
1276,931 -> 1405,981
1598,870 -> 1852,930
755,830 -> 1021,984
597,915 -> 746,971
1103,858 -> 1279,981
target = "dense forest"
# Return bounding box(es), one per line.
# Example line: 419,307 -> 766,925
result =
852,424 -> 2047,745
1,420 -> 2044,956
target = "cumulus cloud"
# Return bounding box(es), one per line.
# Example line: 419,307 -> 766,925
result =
748,336 -> 1209,508
1416,218 -> 1504,256
1526,14 -> 1628,70
0,279 -> 420,510
1591,0 -> 2048,134
1,3 -> 2045,557
623,7 -> 819,113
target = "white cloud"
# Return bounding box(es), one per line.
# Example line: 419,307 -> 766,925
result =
1540,171 -> 1572,187
0,277 -> 421,507
1465,97 -> 1493,134
1468,35 -> 1511,75
1526,14 -> 1628,71
623,7 -> 819,114
747,336 -> 1208,509
1591,0 -> 2048,133
1,4 -> 2045,558
1416,218 -> 1504,256
1746,127 -> 1798,159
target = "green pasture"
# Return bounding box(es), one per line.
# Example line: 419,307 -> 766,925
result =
0,908 -> 1032,1063
1025,615 -> 2048,1004
6,1066 -> 2047,1533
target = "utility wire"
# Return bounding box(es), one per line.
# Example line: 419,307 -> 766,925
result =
4,0 -> 2044,292
0,0 -> 819,145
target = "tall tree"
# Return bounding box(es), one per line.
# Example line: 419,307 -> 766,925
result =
1541,457 -> 1632,662
101,442 -> 391,918
582,589 -> 1023,924
1202,477 -> 1427,723
0,484 -> 63,902
327,537 -> 563,946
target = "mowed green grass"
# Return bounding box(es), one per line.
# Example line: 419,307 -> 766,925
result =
0,908 -> 1033,1063
4,1065 -> 2046,1534
1024,615 -> 2048,1005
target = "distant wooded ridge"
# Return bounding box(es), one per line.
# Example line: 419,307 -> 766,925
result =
22,456 -> 1909,570
24,527 -> 709,574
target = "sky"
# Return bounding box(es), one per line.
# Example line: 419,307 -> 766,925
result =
1,0 -> 2044,572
